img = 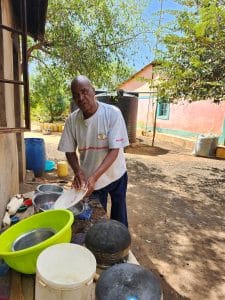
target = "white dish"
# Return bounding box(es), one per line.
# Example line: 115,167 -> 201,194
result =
54,188 -> 87,209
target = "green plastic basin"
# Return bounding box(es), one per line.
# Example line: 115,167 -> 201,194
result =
0,209 -> 74,274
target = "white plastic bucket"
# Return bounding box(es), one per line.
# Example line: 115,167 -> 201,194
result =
35,243 -> 96,300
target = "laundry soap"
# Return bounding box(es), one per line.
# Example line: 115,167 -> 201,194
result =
2,212 -> 11,227
7,194 -> 24,215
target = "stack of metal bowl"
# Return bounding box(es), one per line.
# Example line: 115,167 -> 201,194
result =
36,184 -> 64,194
33,184 -> 84,216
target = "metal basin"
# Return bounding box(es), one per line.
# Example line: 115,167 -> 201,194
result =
12,228 -> 56,251
69,201 -> 84,216
32,192 -> 61,213
33,192 -> 84,216
36,184 -> 63,194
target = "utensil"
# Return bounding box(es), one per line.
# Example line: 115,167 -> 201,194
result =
68,201 -> 84,216
32,192 -> 61,213
0,210 -> 74,274
36,184 -> 63,194
32,192 -> 84,216
54,188 -> 87,209
12,228 -> 56,251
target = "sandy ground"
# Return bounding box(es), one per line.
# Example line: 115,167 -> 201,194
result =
24,130 -> 225,300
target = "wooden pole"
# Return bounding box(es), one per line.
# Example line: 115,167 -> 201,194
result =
152,95 -> 158,147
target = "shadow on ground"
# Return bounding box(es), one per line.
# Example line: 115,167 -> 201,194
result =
127,157 -> 225,299
125,144 -> 170,156
23,131 -> 225,299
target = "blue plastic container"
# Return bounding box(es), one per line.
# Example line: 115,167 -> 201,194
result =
45,160 -> 55,172
25,138 -> 46,177
0,258 -> 10,276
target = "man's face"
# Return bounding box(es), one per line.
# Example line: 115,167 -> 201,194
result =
72,80 -> 96,116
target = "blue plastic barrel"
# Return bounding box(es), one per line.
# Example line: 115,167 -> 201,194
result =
25,138 -> 46,177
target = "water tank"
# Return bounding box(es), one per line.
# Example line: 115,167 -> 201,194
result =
96,93 -> 138,143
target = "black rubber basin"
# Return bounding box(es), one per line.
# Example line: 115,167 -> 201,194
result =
85,219 -> 131,267
96,263 -> 162,300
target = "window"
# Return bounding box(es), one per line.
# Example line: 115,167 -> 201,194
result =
157,102 -> 170,120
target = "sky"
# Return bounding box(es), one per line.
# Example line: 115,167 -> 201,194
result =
29,0 -> 183,75
130,0 -> 183,71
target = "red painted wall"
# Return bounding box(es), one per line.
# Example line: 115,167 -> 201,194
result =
157,100 -> 225,135
137,99 -> 225,135
120,64 -> 225,136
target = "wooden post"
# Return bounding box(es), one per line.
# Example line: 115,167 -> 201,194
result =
0,1 -> 7,127
152,96 -> 158,147
9,270 -> 25,300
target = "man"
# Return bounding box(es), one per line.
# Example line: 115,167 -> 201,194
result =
58,75 -> 129,227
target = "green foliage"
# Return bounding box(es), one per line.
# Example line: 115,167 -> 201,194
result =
29,0 -> 148,90
30,65 -> 70,122
156,0 -> 225,101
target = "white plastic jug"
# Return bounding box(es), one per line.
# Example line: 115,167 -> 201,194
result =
35,243 -> 96,300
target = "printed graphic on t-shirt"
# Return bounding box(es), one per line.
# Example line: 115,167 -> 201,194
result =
97,133 -> 107,140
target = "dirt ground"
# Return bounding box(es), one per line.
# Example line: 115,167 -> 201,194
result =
24,131 -> 225,300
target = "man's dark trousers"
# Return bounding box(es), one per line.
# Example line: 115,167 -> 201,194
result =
92,172 -> 128,227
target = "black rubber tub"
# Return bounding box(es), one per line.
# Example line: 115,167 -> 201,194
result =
95,263 -> 162,300
85,219 -> 131,268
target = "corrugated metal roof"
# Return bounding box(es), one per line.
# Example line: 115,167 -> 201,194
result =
12,0 -> 48,41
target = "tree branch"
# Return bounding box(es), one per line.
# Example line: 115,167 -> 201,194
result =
27,41 -> 53,58
29,55 -> 58,81
97,30 -> 152,48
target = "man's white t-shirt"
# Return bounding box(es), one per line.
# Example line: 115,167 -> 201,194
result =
58,101 -> 129,190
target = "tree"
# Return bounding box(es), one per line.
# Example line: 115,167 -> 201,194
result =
29,0 -> 149,89
156,0 -> 225,101
30,65 -> 70,122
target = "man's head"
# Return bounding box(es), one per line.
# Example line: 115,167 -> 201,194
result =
71,75 -> 97,118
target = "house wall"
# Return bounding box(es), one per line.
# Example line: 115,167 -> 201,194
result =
120,65 -> 225,143
138,99 -> 225,136
0,0 -> 20,222
136,97 -> 154,131
119,64 -> 154,91
119,64 -> 158,134
156,100 -> 225,135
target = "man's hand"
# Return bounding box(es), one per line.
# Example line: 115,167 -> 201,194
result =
72,169 -> 86,190
84,149 -> 119,196
85,175 -> 96,196
65,152 -> 86,190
